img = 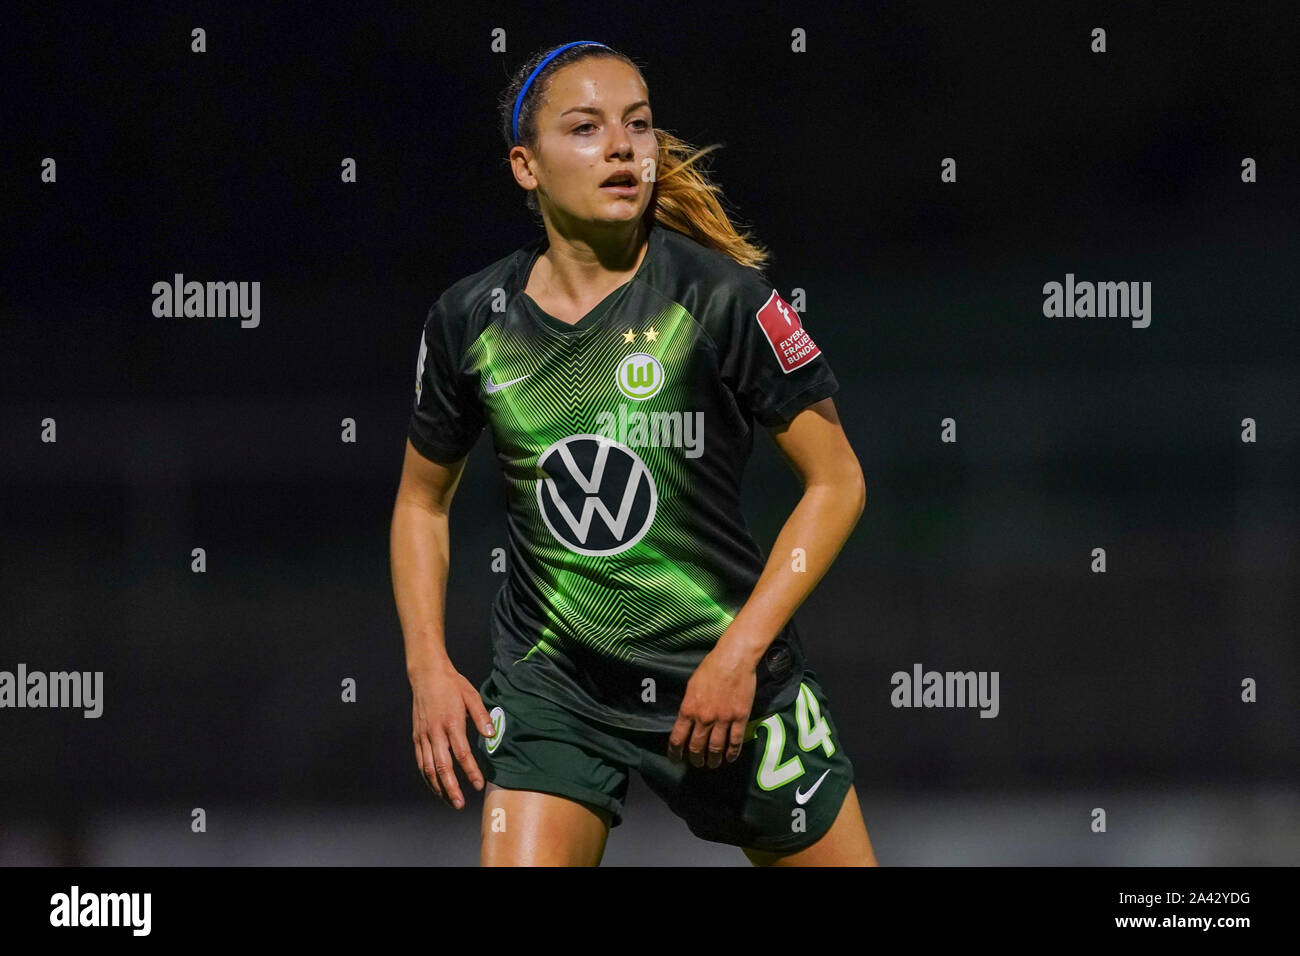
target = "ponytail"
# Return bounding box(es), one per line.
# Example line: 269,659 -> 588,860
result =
644,128 -> 770,271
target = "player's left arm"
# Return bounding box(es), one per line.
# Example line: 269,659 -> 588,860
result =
668,396 -> 866,768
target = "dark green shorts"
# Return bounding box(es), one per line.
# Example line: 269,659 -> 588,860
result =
475,667 -> 855,854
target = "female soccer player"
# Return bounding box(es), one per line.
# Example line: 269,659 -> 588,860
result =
391,41 -> 878,866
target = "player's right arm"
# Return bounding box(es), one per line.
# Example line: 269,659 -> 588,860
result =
391,439 -> 496,810
393,291 -> 492,809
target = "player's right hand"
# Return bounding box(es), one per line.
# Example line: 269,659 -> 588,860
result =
410,660 -> 495,810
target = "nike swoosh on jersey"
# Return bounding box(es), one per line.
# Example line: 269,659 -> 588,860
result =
484,372 -> 530,394
794,768 -> 831,805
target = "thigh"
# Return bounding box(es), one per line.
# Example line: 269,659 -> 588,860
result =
475,670 -> 633,866
742,783 -> 879,866
480,782 -> 612,866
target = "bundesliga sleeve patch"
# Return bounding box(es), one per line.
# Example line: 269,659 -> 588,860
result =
755,290 -> 822,373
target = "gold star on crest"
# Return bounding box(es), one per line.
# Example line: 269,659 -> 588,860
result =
643,326 -> 659,342
622,328 -> 636,343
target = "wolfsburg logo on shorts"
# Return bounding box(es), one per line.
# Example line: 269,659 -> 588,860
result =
485,706 -> 506,753
536,434 -> 657,556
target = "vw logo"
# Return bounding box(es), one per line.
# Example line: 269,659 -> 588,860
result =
536,434 -> 657,556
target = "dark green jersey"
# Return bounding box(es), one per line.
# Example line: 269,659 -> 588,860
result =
409,223 -> 840,732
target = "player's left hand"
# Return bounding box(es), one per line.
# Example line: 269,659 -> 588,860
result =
668,646 -> 757,769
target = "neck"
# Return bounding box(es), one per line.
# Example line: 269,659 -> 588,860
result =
533,218 -> 649,303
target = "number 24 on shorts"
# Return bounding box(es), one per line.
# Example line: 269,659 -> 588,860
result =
748,682 -> 837,791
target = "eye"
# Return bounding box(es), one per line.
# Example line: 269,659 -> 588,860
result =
631,118 -> 651,131
573,122 -> 596,133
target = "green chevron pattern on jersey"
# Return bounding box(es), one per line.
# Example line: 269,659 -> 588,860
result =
466,300 -> 737,665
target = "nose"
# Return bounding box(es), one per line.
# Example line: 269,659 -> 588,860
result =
607,127 -> 633,159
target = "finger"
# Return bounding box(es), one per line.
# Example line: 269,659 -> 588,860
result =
431,729 -> 466,809
706,722 -> 729,769
726,721 -> 745,763
416,736 -> 443,801
413,740 -> 432,793
687,720 -> 712,768
667,714 -> 694,762
446,712 -> 486,793
414,700 -> 444,799
465,686 -> 495,738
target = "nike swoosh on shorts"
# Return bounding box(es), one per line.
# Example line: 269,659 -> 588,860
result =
794,768 -> 831,805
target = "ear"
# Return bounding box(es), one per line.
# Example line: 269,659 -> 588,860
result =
508,145 -> 538,189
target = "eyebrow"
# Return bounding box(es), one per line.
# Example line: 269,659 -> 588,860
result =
560,101 -> 650,118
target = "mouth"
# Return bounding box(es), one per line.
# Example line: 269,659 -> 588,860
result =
600,171 -> 638,194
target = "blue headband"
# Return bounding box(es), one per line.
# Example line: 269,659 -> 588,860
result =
512,41 -> 612,144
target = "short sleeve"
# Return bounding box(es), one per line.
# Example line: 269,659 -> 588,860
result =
407,296 -> 484,464
713,274 -> 840,427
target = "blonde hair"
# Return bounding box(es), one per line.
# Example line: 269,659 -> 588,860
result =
501,44 -> 772,272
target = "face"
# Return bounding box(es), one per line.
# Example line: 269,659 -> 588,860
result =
513,57 -> 656,228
